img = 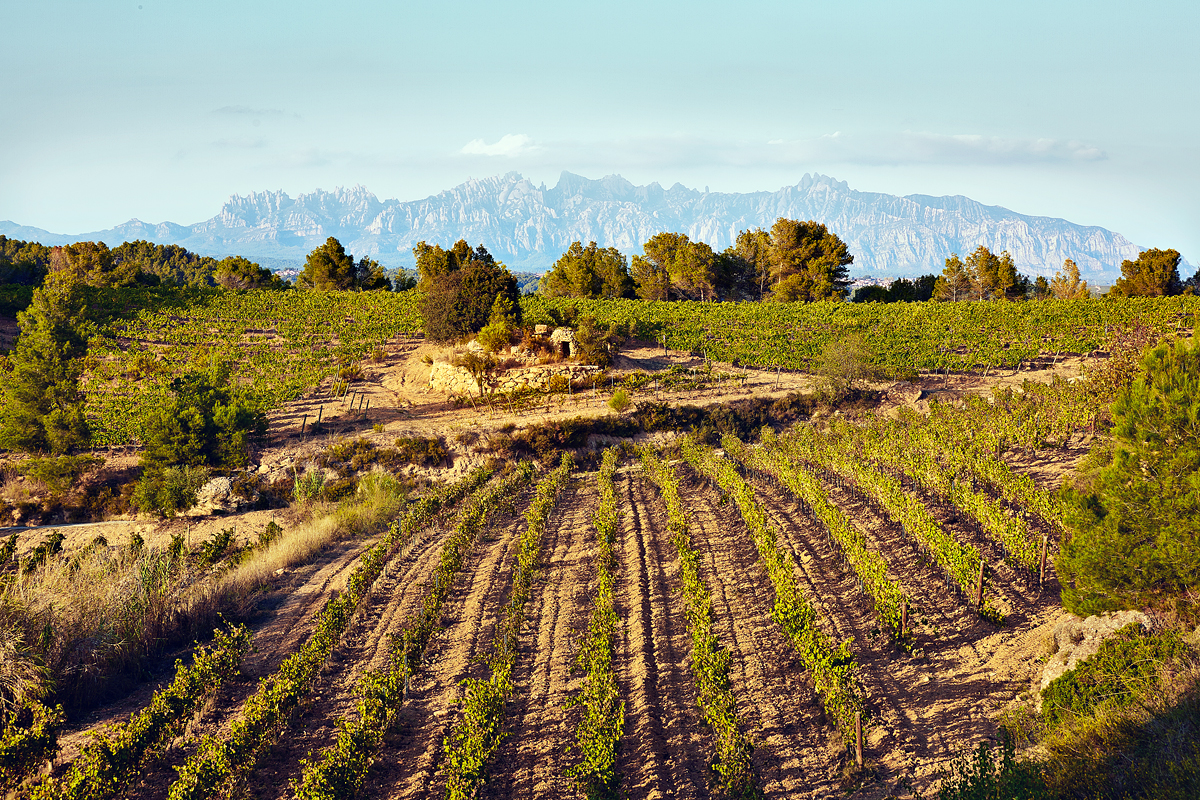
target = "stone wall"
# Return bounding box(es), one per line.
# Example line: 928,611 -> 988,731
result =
428,360 -> 600,395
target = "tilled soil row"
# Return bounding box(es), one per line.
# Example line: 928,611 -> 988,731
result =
673,472 -> 838,799
367,495 -> 533,799
113,534 -> 385,800
481,478 -> 597,800
243,509 -> 479,800
612,471 -> 714,800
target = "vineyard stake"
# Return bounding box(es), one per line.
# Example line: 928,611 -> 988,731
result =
1039,535 -> 1049,585
855,711 -> 863,767
316,405 -> 323,426
300,414 -> 307,439
975,560 -> 986,608
901,599 -> 908,637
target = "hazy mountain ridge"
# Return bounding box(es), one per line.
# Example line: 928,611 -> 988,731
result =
1,172 -> 1147,279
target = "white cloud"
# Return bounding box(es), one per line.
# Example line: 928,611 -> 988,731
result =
459,134 -> 538,157
766,131 -> 1107,166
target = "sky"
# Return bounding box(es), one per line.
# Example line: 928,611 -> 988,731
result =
2,0 -> 1197,262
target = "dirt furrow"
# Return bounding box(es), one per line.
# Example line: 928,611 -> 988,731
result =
481,478 -> 597,800
367,497 -> 530,800
611,470 -> 713,800
675,471 -> 836,799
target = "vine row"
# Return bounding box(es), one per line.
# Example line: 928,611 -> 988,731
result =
680,437 -> 865,742
639,448 -> 756,798
565,447 -> 625,799
721,432 -> 909,640
442,453 -> 574,800
166,464 -> 496,800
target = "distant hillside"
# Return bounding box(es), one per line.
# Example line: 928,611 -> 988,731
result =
0,172 -> 1148,280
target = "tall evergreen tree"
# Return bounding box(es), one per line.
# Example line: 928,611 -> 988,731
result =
1110,248 -> 1183,297
1059,329 -> 1200,613
767,218 -> 853,301
0,274 -> 91,454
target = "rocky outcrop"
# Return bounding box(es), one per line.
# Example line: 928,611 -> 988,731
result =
188,476 -> 256,516
1037,610 -> 1153,706
428,361 -> 599,396
2,172 -> 1152,281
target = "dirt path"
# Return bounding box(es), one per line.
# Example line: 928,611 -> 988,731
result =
480,479 -> 596,800
610,470 -> 714,800
367,491 -> 532,800
674,471 -> 837,799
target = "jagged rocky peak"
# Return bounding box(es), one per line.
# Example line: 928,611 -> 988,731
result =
0,171 -> 1153,278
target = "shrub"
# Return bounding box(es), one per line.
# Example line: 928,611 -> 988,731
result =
936,737 -> 1048,800
572,316 -> 619,368
1041,625 -> 1190,727
133,465 -> 208,518
393,436 -> 449,467
815,333 -> 879,399
293,470 -> 326,503
18,455 -> 100,494
608,389 -> 631,413
422,258 -> 520,342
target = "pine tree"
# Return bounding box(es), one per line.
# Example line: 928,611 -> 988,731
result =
1059,328 -> 1200,613
0,274 -> 91,454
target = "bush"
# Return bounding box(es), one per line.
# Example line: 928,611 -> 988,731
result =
936,737 -> 1048,800
1059,330 -> 1200,613
134,465 -> 208,517
815,333 -> 879,399
1041,625 -> 1190,727
572,316 -> 619,368
18,455 -> 100,494
608,389 -> 631,413
421,258 -> 519,342
293,470 -> 326,503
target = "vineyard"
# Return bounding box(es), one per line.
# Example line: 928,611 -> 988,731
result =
9,383 -> 1073,799
65,287 -> 1197,445
6,287 -> 1190,797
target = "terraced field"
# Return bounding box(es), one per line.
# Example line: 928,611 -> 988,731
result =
19,425 -> 1065,800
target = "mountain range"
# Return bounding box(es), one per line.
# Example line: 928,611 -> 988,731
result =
0,172 -> 1149,280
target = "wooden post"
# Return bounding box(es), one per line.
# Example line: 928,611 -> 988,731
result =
855,711 -> 863,767
901,599 -> 908,637
300,414 -> 308,438
316,405 -> 323,426
1039,535 -> 1049,585
975,560 -> 986,608
365,399 -> 370,413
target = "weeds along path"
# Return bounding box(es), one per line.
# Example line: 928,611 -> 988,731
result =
113,536 -> 385,800
245,537 -> 381,676
480,479 -> 597,800
744,466 -> 1050,793
611,470 -> 713,800
365,496 -> 532,799
240,504 -> 484,799
673,470 -> 836,799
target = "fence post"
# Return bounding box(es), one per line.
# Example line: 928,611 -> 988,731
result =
1039,535 -> 1049,585
855,711 -> 863,767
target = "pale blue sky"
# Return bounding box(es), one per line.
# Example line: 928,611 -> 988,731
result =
2,0 -> 1197,261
